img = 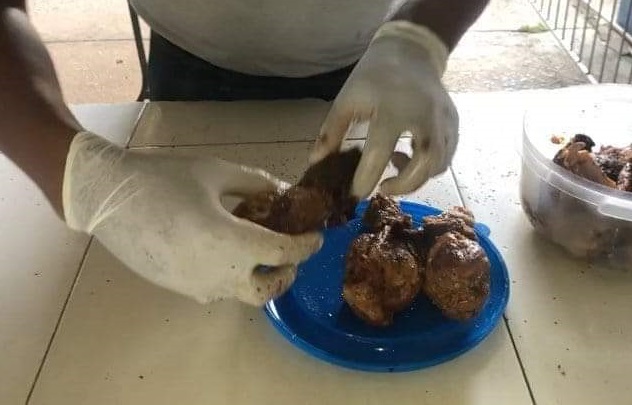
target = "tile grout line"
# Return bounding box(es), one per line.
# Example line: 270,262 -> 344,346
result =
448,166 -> 468,209
24,104 -> 146,403
25,237 -> 95,405
448,166 -> 538,405
503,315 -> 538,405
42,37 -> 149,45
125,101 -> 149,148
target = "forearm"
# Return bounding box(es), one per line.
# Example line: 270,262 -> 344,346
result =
392,0 -> 490,51
0,4 -> 81,216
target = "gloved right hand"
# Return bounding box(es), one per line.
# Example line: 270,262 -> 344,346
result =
62,131 -> 322,305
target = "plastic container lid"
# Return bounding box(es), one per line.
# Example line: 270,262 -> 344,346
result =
521,84 -> 632,221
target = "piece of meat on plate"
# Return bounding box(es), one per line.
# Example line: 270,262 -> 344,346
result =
362,193 -> 412,233
422,207 -> 478,245
343,231 -> 422,327
423,232 -> 491,321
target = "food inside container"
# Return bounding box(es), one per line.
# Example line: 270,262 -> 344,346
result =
519,85 -> 632,269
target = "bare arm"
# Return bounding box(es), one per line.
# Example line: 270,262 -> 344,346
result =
0,1 -> 82,216
392,0 -> 490,50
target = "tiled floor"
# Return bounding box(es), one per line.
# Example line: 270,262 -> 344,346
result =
28,0 -> 589,103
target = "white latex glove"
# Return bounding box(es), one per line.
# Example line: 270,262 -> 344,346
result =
310,21 -> 459,199
63,132 -> 322,305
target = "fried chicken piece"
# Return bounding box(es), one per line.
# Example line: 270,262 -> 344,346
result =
362,193 -> 412,232
423,232 -> 491,321
594,145 -> 632,182
347,195 -> 491,326
343,232 -> 422,327
297,148 -> 361,226
422,207 -> 477,244
233,148 -> 361,234
617,163 -> 632,192
397,228 -> 428,262
553,134 -> 595,167
554,141 -> 616,188
554,135 -> 632,191
233,187 -> 332,234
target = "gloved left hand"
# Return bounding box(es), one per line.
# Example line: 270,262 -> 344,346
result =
62,132 -> 322,305
310,21 -> 459,199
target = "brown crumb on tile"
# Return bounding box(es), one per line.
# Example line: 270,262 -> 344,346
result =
552,296 -> 557,300
164,318 -> 170,323
557,364 -> 567,376
554,321 -> 559,325
551,135 -> 565,145
138,375 -> 144,380
523,319 -> 528,323
34,272 -> 41,277
249,318 -> 254,322
106,279 -> 111,283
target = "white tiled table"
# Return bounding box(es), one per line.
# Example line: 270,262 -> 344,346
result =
3,90 -> 630,405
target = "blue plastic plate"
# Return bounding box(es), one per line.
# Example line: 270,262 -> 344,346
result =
264,201 -> 510,373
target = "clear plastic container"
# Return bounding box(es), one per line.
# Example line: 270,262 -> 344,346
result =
519,84 -> 632,269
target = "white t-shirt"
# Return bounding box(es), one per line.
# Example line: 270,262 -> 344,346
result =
130,0 -> 406,77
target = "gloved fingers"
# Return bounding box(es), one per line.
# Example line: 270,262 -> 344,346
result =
428,96 -> 459,177
309,103 -> 371,164
350,118 -> 401,199
380,125 -> 440,195
441,105 -> 460,175
235,265 -> 298,306
256,231 -> 324,267
226,214 -> 323,266
380,153 -> 432,196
